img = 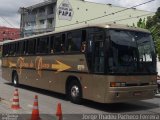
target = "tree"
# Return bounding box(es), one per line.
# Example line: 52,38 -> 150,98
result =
137,18 -> 143,28
137,18 -> 146,28
146,7 -> 160,60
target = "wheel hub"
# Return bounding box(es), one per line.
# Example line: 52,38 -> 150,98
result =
71,85 -> 79,97
13,76 -> 17,85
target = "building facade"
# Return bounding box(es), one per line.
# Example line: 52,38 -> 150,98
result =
20,0 -> 155,37
20,0 -> 57,37
0,27 -> 20,42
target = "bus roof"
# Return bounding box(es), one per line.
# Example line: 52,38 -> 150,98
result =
3,23 -> 150,44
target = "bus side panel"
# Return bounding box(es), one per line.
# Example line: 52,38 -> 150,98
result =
2,58 -> 13,82
80,74 -> 107,103
2,67 -> 12,82
6,54 -> 89,94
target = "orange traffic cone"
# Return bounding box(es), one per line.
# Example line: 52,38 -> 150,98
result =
30,95 -> 40,120
56,103 -> 62,120
11,89 -> 21,110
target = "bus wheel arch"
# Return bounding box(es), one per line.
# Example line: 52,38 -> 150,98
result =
12,70 -> 19,87
66,76 -> 82,104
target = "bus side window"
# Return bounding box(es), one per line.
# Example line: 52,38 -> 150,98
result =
67,30 -> 82,52
16,42 -> 20,56
10,43 -> 16,56
3,44 -> 10,56
26,39 -> 36,55
54,34 -> 65,53
14,41 -> 26,56
62,34 -> 65,53
25,40 -> 28,55
19,41 -> 25,55
3,44 -> 9,57
50,36 -> 54,54
37,36 -> 49,54
22,41 -> 26,55
81,30 -> 87,52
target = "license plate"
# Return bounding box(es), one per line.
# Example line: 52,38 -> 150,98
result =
133,91 -> 142,96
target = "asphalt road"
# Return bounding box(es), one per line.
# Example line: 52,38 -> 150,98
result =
0,67 -> 160,120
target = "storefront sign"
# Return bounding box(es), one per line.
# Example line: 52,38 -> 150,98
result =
58,0 -> 74,20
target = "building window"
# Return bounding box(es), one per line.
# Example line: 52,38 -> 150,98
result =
40,20 -> 45,25
48,19 -> 53,28
39,7 -> 45,14
48,5 -> 54,14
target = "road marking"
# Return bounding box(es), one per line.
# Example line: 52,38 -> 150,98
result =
27,104 -> 33,108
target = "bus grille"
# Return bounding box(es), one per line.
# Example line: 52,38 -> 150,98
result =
126,83 -> 149,87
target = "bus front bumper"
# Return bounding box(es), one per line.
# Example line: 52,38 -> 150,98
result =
105,85 -> 157,103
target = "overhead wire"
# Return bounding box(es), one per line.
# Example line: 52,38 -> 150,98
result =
55,0 -> 156,28
108,13 -> 153,23
0,17 -> 16,28
0,0 -> 155,29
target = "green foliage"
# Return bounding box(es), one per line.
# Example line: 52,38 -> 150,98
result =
157,40 -> 160,60
146,7 -> 160,60
136,7 -> 160,60
137,18 -> 146,28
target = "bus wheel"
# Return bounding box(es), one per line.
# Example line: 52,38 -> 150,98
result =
12,72 -> 19,87
68,81 -> 82,104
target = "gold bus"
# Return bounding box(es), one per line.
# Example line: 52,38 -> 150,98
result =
2,23 -> 157,103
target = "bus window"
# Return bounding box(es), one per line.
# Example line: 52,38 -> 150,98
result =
3,44 -> 10,56
16,42 -> 20,55
54,34 -> 65,53
87,28 -> 105,73
26,39 -> 36,55
18,41 -> 26,55
81,30 -> 87,52
67,30 -> 82,52
21,41 -> 26,55
50,36 -> 54,54
9,43 -> 16,56
37,37 -> 49,54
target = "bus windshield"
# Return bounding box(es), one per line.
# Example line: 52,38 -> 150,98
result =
108,29 -> 156,74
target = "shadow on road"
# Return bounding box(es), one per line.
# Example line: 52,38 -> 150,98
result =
5,83 -> 159,113
82,100 -> 159,113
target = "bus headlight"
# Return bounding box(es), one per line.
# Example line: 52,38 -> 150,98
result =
110,82 -> 126,87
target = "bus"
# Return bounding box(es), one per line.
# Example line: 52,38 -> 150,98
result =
0,42 -> 3,58
2,23 -> 157,104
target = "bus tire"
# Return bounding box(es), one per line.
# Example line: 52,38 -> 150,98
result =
68,80 -> 82,104
12,72 -> 19,87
